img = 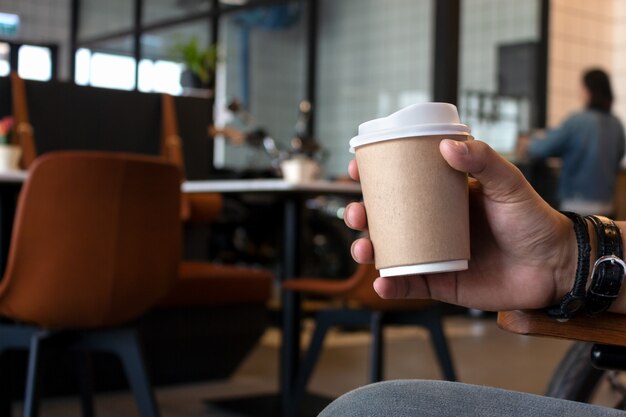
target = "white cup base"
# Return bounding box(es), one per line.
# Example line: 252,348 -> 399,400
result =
380,259 -> 468,277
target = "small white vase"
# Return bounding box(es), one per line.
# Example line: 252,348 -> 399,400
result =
0,145 -> 22,171
280,156 -> 321,183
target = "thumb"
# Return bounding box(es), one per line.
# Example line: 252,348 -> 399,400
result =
440,138 -> 530,203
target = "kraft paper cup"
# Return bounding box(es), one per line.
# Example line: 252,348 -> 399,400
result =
349,103 -> 471,277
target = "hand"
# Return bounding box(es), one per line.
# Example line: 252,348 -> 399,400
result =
345,139 -> 576,312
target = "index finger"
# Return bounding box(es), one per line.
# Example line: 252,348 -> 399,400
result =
349,159 -> 360,182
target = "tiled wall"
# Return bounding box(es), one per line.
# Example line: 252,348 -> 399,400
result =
0,0 -> 71,79
219,6 -> 306,172
460,0 -> 539,94
459,0 -> 539,153
78,0 -> 133,40
547,0 -> 619,126
315,0 -> 433,178
217,0 -> 433,178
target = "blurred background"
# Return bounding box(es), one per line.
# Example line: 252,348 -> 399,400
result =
2,1 -> 626,416
3,0 -> 624,177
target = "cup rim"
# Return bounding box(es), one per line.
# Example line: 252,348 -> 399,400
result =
379,259 -> 468,276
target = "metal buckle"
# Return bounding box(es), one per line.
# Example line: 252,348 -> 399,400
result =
590,255 -> 626,275
588,255 -> 626,298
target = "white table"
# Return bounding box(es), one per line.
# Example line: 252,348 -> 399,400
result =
0,174 -> 362,194
183,178 -> 361,194
0,170 -> 28,183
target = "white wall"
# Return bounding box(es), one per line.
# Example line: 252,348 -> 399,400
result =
0,0 -> 71,80
612,0 -> 626,126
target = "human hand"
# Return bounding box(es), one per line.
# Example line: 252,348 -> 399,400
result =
345,139 -> 576,312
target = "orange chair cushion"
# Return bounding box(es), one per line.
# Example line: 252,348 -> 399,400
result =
158,261 -> 273,308
180,193 -> 224,223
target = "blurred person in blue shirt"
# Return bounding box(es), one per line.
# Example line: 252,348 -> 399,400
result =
520,69 -> 626,216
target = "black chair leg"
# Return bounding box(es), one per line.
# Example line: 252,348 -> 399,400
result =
22,331 -> 48,417
290,312 -> 334,414
426,315 -> 457,381
0,325 -> 43,417
74,351 -> 94,417
71,328 -> 159,417
111,330 -> 160,417
369,311 -> 384,383
0,354 -> 11,417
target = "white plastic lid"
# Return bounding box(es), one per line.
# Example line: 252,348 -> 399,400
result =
349,103 -> 470,153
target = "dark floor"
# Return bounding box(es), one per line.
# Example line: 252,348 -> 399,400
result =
11,316 -> 575,417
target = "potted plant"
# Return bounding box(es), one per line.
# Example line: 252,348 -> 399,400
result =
170,37 -> 218,90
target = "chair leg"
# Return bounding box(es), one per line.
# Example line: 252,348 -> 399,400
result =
71,328 -> 159,417
109,330 -> 160,417
290,312 -> 334,413
0,325 -> 44,417
369,311 -> 384,383
22,331 -> 49,417
0,355 -> 11,417
74,351 -> 94,417
425,315 -> 457,381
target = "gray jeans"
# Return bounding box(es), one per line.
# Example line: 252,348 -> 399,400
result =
318,380 -> 626,417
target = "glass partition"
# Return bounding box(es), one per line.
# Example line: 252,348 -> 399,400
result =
143,0 -> 212,26
79,0 -> 134,40
140,21 -> 211,95
216,3 -> 306,172
74,37 -> 136,90
315,0 -> 434,178
458,0 -> 540,156
18,45 -> 53,81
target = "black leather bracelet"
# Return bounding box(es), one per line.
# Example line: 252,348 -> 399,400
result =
546,211 -> 591,321
584,215 -> 626,315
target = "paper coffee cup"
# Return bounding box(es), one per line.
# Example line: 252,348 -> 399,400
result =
349,103 -> 471,277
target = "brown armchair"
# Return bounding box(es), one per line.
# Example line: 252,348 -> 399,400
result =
0,152 -> 181,417
160,93 -> 223,224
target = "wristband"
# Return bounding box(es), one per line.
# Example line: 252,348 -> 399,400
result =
546,211 -> 591,321
584,215 -> 625,315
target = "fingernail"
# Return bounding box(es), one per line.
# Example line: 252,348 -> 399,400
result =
350,240 -> 358,260
444,139 -> 469,155
343,203 -> 355,227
